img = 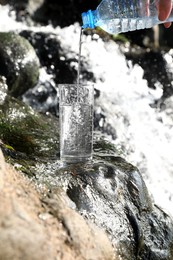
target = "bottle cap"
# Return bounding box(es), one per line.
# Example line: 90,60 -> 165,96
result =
81,10 -> 95,29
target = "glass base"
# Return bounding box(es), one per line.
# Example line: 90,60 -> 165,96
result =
60,154 -> 92,164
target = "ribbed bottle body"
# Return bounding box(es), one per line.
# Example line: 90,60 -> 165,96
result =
94,0 -> 173,34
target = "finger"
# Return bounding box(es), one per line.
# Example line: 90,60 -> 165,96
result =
164,22 -> 172,28
158,0 -> 172,21
146,0 -> 150,16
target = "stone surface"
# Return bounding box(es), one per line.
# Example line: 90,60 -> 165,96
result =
0,32 -> 40,97
44,191 -> 115,260
0,95 -> 59,162
0,91 -> 173,259
40,155 -> 173,260
0,149 -> 115,260
0,0 -> 8,5
0,149 -> 5,190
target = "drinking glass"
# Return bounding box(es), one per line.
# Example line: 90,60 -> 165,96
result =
59,84 -> 94,163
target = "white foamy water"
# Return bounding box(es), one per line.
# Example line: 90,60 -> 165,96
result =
0,4 -> 173,216
79,35 -> 173,217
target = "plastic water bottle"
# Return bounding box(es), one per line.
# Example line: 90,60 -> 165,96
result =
81,0 -> 173,34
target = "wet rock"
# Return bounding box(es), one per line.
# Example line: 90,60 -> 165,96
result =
8,0 -> 44,24
158,25 -> 173,48
0,0 -> 8,5
36,149 -> 173,260
0,76 -> 8,105
0,90 -> 173,259
0,32 -> 40,97
0,149 -> 115,260
44,191 -> 115,260
27,0 -> 45,16
0,95 -> 59,165
0,149 -> 52,260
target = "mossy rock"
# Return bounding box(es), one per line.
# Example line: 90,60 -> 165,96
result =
0,32 -> 40,97
0,95 -> 59,161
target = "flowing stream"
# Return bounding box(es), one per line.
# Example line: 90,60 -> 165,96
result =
77,28 -> 83,85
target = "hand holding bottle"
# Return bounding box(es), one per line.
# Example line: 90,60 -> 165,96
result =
82,0 -> 173,34
158,0 -> 172,28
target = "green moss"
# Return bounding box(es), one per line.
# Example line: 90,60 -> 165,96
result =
93,135 -> 120,155
112,34 -> 129,43
4,144 -> 14,151
83,27 -> 129,44
0,96 -> 59,160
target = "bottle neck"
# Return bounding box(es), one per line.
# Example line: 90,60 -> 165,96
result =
82,10 -> 97,29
